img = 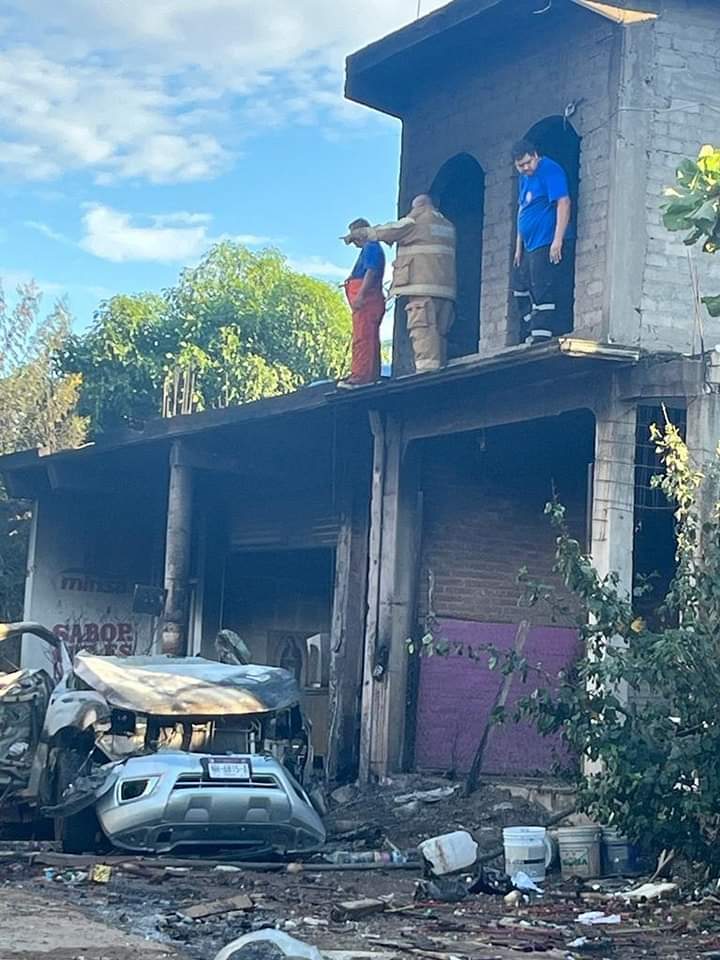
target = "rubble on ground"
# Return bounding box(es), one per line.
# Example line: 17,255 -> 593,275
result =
1,775 -> 719,959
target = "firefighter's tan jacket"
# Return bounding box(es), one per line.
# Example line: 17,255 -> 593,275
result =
364,206 -> 456,301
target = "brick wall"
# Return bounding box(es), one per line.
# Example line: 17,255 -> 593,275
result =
639,1 -> 720,353
397,7 -> 618,356
417,421 -> 590,626
411,417 -> 592,775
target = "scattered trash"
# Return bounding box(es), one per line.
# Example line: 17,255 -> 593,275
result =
622,881 -> 678,902
325,849 -> 410,865
331,898 -> 388,922
331,785 -> 359,806
393,785 -> 458,805
179,893 -> 254,920
568,936 -> 589,948
90,863 -> 112,884
415,876 -> 468,902
504,889 -> 523,909
418,830 -> 478,877
214,929 -> 323,960
302,917 -> 329,928
577,911 -> 622,925
468,866 -> 514,896
511,870 -> 544,894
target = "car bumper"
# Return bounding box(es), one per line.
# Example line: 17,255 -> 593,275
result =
95,752 -> 325,854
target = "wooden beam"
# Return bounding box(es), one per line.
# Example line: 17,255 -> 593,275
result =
359,415 -> 421,781
326,477 -> 370,783
46,462 -> 100,493
402,371 -> 599,443
359,411 -> 386,782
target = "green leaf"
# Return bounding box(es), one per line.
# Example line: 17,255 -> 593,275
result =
702,295 -> 720,318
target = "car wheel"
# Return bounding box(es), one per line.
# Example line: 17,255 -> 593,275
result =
53,748 -> 101,854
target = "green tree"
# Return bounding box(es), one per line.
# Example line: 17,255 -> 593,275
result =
61,293 -> 170,432
663,144 -> 720,317
64,243 -> 351,432
0,282 -> 86,624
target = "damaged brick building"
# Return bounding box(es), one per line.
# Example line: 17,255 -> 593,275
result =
2,0 -> 720,786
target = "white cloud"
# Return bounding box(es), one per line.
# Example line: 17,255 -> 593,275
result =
0,1 -> 447,183
78,204 -> 275,264
80,204 -> 214,264
24,220 -> 72,244
287,256 -> 349,280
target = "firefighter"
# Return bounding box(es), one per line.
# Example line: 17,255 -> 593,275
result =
345,195 -> 456,373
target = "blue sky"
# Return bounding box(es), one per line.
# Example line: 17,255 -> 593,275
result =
0,0 -> 446,333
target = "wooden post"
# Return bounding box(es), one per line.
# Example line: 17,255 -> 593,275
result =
162,441 -> 193,656
359,411 -> 386,782
326,478 -> 370,783
359,413 -> 420,781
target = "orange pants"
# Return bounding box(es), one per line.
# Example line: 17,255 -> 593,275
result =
344,278 -> 385,384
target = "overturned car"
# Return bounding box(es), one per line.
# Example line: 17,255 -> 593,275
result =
0,622 -> 326,854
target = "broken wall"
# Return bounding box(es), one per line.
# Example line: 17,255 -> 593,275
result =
22,492 -> 162,672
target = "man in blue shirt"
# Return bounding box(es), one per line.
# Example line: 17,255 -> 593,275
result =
341,218 -> 386,385
511,139 -> 574,344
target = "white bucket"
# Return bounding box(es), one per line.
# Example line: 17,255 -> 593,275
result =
557,825 -> 602,879
418,830 -> 479,876
502,826 -> 553,882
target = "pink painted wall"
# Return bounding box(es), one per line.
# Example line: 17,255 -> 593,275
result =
414,619 -> 580,775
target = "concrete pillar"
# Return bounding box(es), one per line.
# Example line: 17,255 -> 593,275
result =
686,361 -> 720,526
591,385 -> 637,598
161,441 -> 193,656
359,414 -> 420,781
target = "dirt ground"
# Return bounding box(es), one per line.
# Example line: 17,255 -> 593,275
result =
1,777 -> 719,960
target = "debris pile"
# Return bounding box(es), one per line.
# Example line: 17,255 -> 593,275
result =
1,778 -> 719,959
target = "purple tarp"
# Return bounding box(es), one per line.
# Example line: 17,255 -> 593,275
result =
414,619 -> 580,775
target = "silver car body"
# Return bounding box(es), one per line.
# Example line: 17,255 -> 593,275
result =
96,751 -> 324,853
0,623 -> 326,852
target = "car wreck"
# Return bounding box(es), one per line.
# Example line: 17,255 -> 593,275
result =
0,622 -> 326,854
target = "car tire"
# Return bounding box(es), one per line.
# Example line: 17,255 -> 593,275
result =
53,748 -> 101,854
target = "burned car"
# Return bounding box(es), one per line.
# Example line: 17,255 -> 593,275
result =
0,622 -> 325,854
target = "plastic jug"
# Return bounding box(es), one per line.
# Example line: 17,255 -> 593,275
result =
418,830 -> 479,876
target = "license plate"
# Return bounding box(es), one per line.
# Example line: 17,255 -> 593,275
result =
207,758 -> 251,780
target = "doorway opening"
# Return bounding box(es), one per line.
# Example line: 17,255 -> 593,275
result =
509,117 -> 581,344
221,547 -> 335,762
430,153 -> 485,360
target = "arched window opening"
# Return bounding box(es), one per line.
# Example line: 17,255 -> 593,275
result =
430,154 -> 485,360
509,117 -> 581,345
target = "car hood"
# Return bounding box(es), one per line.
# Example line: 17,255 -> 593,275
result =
73,654 -> 300,716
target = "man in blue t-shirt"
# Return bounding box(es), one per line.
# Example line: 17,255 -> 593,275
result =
511,138 -> 574,344
341,218 -> 386,385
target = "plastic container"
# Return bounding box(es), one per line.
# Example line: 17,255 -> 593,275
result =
602,827 -> 638,876
418,830 -> 479,876
502,826 -> 554,882
557,825 -> 602,879
215,930 -> 322,960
